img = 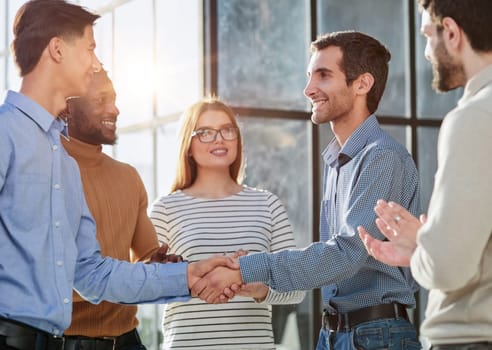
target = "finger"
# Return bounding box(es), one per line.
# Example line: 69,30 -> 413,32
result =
375,217 -> 398,240
420,214 -> 427,224
223,287 -> 235,299
190,277 -> 207,297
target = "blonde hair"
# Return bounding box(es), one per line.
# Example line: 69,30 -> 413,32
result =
170,97 -> 244,192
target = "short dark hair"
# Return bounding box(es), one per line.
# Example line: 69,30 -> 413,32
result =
11,0 -> 100,76
418,0 -> 492,52
311,31 -> 391,115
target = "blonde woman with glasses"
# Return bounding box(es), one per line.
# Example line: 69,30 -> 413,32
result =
150,97 -> 305,349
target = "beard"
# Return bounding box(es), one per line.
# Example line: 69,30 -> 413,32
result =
431,39 -> 466,92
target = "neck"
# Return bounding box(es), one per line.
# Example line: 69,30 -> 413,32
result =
331,109 -> 371,146
20,71 -> 67,117
185,169 -> 241,199
463,50 -> 492,83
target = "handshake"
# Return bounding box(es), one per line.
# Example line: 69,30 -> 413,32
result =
150,245 -> 264,303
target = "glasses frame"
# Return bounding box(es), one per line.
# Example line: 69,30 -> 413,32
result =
191,127 -> 239,143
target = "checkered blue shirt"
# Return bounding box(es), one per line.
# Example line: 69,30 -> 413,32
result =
240,115 -> 421,313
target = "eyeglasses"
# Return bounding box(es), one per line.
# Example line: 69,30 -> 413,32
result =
191,127 -> 239,143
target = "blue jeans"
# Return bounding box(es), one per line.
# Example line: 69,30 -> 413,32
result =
316,318 -> 421,350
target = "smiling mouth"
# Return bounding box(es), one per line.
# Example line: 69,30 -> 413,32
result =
210,148 -> 228,156
102,120 -> 116,131
312,100 -> 327,111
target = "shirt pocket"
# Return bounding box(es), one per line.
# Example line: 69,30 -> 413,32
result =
6,173 -> 51,231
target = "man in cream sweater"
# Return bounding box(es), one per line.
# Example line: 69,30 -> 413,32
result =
358,0 -> 492,349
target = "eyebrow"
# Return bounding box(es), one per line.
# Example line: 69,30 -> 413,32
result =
308,67 -> 334,77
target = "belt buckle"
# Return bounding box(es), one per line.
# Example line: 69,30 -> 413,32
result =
52,335 -> 65,350
103,336 -> 117,350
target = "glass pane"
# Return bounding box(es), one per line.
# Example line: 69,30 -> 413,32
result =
77,0 -> 115,11
93,13 -> 113,75
156,121 -> 180,198
113,0 -> 153,127
239,116 -> 313,350
317,0 -> 408,117
8,0 -> 25,44
414,7 -> 461,119
115,129 -> 154,200
218,0 -> 310,111
0,57 -> 5,93
0,2 -> 5,52
7,54 -> 20,91
417,127 -> 439,213
155,1 -> 201,117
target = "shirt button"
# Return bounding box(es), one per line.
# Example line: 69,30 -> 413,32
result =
56,260 -> 63,267
53,329 -> 59,335
63,298 -> 70,304
53,184 -> 60,190
54,221 -> 60,228
52,145 -> 58,151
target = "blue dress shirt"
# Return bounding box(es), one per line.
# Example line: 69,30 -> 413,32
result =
240,115 -> 421,313
0,91 -> 190,335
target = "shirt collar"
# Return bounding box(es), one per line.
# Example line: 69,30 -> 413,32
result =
5,90 -> 58,132
322,114 -> 380,168
459,64 -> 492,105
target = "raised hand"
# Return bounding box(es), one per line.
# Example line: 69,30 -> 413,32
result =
147,243 -> 184,263
358,200 -> 425,267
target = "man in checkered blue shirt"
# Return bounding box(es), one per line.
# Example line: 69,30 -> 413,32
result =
195,31 -> 422,350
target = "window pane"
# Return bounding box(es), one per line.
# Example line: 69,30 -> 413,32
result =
218,0 -> 310,110
93,13 -> 113,75
7,54 -> 20,91
414,10 -> 461,119
417,127 -> 439,212
156,121 -> 180,198
0,2 -> 5,52
156,1 -> 201,117
115,130 -> 154,200
239,116 -> 313,350
113,0 -> 153,127
0,57 -> 5,93
317,0 -> 408,117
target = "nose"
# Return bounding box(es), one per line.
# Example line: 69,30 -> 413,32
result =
92,54 -> 102,73
214,130 -> 225,142
108,103 -> 119,118
303,77 -> 315,99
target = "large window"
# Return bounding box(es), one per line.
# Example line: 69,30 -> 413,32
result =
1,0 -> 461,348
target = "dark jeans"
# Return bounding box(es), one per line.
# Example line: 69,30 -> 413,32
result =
316,318 -> 421,350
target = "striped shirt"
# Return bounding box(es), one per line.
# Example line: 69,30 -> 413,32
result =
150,187 -> 305,349
240,115 -> 421,313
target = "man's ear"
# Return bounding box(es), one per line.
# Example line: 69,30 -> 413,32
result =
441,16 -> 463,52
354,72 -> 375,96
47,37 -> 64,63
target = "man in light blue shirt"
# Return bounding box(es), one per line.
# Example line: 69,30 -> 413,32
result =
195,31 -> 422,350
0,2 -> 234,349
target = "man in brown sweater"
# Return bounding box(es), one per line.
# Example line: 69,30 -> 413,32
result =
60,69 -> 168,350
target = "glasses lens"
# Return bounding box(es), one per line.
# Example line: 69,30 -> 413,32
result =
220,127 -> 238,140
197,129 -> 216,142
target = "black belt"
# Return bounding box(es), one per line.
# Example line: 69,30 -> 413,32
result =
0,318 -> 65,350
322,303 -> 409,332
0,318 -> 141,350
63,329 -> 142,350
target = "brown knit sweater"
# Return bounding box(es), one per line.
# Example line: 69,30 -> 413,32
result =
61,137 -> 160,337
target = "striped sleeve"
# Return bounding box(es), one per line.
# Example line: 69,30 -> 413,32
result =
258,192 -> 305,305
